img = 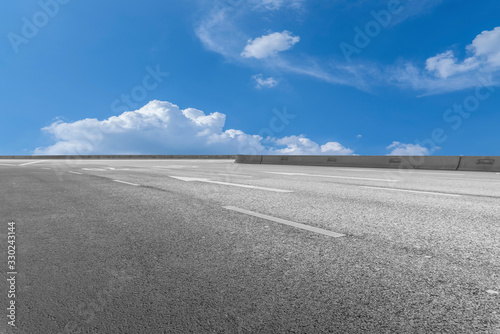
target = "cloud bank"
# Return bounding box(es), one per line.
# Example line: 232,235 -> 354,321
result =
35,100 -> 354,156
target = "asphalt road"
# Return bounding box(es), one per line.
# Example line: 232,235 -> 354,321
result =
1,159 -> 499,333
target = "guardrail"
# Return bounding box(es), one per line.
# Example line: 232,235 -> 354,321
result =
235,155 -> 500,172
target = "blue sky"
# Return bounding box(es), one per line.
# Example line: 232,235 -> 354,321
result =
1,0 -> 499,155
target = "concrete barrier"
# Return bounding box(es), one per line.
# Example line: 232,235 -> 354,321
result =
0,155 -> 236,160
235,155 -> 262,164
237,155 -> 500,172
457,156 -> 500,172
259,155 -> 459,169
404,156 -> 461,170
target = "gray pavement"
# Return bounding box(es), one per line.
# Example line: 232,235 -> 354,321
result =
1,159 -> 499,333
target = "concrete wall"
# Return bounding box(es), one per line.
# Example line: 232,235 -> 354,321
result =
0,155 -> 235,160
237,155 -> 500,172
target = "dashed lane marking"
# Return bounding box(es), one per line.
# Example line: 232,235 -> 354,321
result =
68,171 -> 83,175
113,180 -> 140,186
223,206 -> 345,238
360,186 -> 461,197
265,172 -> 399,182
19,160 -> 47,166
170,176 -> 292,193
153,165 -> 199,169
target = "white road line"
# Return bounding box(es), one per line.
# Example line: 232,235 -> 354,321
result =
112,179 -> 140,186
82,168 -> 106,171
170,176 -> 292,193
68,171 -> 83,175
360,186 -> 461,197
0,163 -> 16,166
265,172 -> 399,182
223,206 -> 345,238
398,171 -> 465,176
216,173 -> 252,178
153,165 -> 199,169
332,168 -> 388,173
334,168 -> 464,176
19,160 -> 47,166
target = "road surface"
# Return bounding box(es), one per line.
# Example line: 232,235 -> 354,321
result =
1,159 -> 499,333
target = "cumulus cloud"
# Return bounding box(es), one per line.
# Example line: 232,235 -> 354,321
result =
425,51 -> 479,79
424,27 -> 500,79
253,74 -> 278,88
35,100 -> 354,156
386,141 -> 433,156
269,135 -> 354,155
241,31 -> 300,59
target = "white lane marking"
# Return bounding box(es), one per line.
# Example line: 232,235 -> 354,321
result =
398,171 -> 465,176
153,165 -> 199,169
223,206 -> 345,238
0,163 -> 17,166
170,176 -> 292,193
82,168 -> 106,171
265,172 -> 399,182
107,167 -> 130,170
217,173 -> 252,178
334,168 -> 464,176
113,180 -> 140,186
360,186 -> 461,197
68,171 -> 83,175
333,168 -> 377,172
19,160 -> 47,166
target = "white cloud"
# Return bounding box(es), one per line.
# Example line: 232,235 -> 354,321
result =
253,74 -> 278,88
425,51 -> 479,79
35,100 -> 354,156
467,26 -> 500,67
386,141 -> 433,156
241,31 -> 300,59
424,27 -> 500,80
269,135 -> 354,155
250,0 -> 304,11
195,0 -> 494,95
